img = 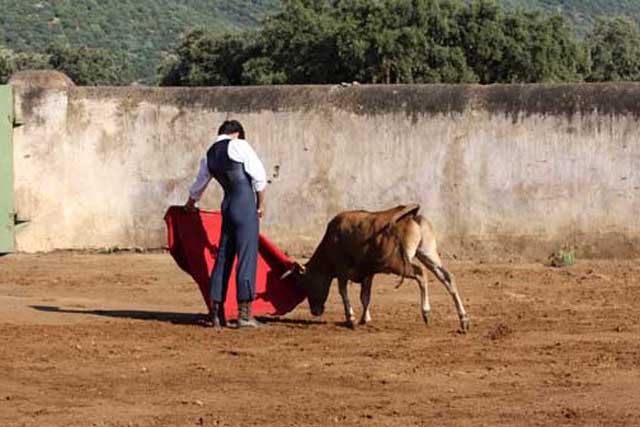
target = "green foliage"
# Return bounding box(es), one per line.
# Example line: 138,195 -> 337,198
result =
159,30 -> 243,86
4,0 -> 640,86
159,0 -> 599,85
0,43 -> 131,86
0,47 -> 50,83
504,0 -> 640,35
458,2 -> 588,83
47,44 -> 133,86
255,0 -> 342,84
549,247 -> 576,268
160,0 -> 481,85
329,0 -> 477,84
463,4 -> 588,83
0,0 -> 280,83
241,57 -> 287,85
586,17 -> 640,82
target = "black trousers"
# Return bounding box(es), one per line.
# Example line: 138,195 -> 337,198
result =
209,193 -> 259,303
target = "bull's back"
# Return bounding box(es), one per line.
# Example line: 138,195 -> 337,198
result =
331,205 -> 415,237
328,207 -> 399,247
320,206 -> 419,278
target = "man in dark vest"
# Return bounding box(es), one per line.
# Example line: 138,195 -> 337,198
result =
185,120 -> 267,328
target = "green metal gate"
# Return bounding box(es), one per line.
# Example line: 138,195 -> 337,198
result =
0,85 -> 14,253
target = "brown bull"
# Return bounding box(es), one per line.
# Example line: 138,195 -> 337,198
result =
283,204 -> 470,332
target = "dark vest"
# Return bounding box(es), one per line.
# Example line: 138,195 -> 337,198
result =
207,139 -> 253,196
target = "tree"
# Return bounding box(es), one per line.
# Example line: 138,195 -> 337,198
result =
498,12 -> 588,83
333,0 -> 420,84
456,0 -> 508,84
414,0 -> 478,83
457,0 -> 587,83
586,17 -> 640,82
155,0 -> 597,86
0,48 -> 15,83
0,46 -> 51,84
258,0 -> 477,84
46,44 -> 133,86
0,0 -> 280,83
158,29 -> 252,86
241,57 -> 287,85
252,0 -> 342,84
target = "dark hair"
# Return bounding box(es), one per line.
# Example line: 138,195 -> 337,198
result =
218,120 -> 245,139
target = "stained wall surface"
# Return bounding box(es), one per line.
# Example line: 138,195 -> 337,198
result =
10,71 -> 640,260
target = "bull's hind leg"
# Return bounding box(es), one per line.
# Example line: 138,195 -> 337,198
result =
416,249 -> 469,333
359,275 -> 373,325
338,277 -> 356,328
410,263 -> 431,325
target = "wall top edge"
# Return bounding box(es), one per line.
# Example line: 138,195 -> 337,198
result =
10,70 -> 640,118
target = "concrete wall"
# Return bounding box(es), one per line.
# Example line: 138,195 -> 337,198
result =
10,71 -> 640,260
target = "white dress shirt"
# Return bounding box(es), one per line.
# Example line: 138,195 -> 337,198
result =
189,134 -> 267,201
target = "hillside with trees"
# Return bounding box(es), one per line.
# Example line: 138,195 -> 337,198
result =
160,0 -> 640,86
505,0 -> 640,33
0,0 -> 279,83
2,0 -> 640,85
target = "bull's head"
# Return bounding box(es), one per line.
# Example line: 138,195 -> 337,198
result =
281,261 -> 332,317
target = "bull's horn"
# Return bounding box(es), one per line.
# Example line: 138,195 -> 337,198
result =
280,268 -> 295,280
280,262 -> 305,279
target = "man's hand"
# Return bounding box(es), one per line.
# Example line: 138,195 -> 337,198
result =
256,190 -> 265,220
184,198 -> 197,212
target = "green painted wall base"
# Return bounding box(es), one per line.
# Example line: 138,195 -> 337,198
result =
0,85 -> 14,253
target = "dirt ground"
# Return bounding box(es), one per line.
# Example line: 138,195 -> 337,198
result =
0,252 -> 639,427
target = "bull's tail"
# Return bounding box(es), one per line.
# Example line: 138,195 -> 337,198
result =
413,215 -> 451,285
394,239 -> 413,289
387,204 -> 421,289
414,229 -> 460,301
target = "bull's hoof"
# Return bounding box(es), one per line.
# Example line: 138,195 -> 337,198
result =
459,316 -> 470,333
359,313 -> 372,325
422,310 -> 431,326
345,319 -> 356,329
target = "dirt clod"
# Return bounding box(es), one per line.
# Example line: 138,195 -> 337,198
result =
487,323 -> 513,341
562,407 -> 579,419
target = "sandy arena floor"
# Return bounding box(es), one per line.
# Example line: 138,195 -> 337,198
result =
0,252 -> 639,427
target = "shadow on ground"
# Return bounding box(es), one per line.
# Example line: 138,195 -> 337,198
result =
30,305 -> 324,327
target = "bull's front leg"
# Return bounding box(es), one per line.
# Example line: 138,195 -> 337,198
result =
338,278 -> 356,328
359,276 -> 373,325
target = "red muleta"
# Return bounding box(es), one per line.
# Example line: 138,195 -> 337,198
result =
164,206 -> 306,320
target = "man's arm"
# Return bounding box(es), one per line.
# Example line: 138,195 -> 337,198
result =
185,157 -> 212,210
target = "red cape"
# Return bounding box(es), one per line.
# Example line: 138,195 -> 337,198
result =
164,206 -> 306,319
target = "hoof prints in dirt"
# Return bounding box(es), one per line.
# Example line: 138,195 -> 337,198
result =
487,323 -> 513,341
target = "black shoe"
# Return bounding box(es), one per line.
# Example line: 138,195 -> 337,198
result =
237,301 -> 264,328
